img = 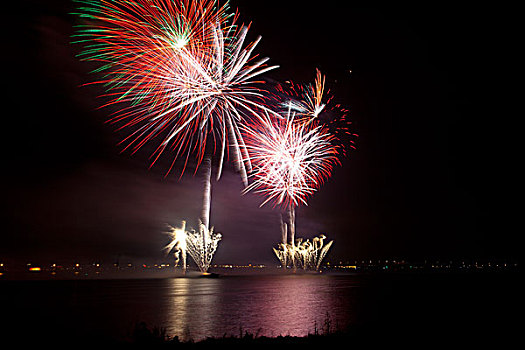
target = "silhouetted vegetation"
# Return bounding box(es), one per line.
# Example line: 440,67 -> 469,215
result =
123,313 -> 355,348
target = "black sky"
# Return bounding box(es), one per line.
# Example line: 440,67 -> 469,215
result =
1,1 -> 519,265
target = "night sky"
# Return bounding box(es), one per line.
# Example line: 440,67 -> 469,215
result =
1,1 -> 518,266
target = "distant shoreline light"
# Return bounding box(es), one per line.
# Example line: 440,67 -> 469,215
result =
0,260 -> 518,277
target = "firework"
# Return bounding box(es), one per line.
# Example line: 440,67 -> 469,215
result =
73,0 -> 278,182
275,69 -> 357,156
243,71 -> 355,211
243,70 -> 355,268
280,69 -> 326,120
273,234 -> 333,271
186,221 -> 222,273
242,110 -> 341,209
241,108 -> 340,264
164,219 -> 221,274
164,221 -> 188,273
74,0 -> 279,273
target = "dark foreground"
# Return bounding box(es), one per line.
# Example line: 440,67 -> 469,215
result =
1,271 -> 519,348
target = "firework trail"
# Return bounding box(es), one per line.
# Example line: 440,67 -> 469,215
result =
74,0 -> 279,272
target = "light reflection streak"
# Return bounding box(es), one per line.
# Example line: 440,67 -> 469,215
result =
165,278 -> 221,341
162,276 -> 355,341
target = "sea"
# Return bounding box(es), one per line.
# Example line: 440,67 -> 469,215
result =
0,270 -> 519,346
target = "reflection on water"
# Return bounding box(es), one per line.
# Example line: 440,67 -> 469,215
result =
0,274 -> 362,343
165,277 -> 221,340
162,275 -> 358,341
1,273 -> 518,345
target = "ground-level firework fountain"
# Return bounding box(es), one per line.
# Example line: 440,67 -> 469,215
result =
164,220 -> 222,274
189,156 -> 222,274
186,221 -> 222,274
164,221 -> 188,273
164,158 -> 222,275
276,207 -> 333,271
275,207 -> 334,271
273,231 -> 333,271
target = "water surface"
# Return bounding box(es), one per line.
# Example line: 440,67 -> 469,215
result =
0,272 -> 518,345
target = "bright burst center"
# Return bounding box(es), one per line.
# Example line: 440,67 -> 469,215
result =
173,35 -> 188,49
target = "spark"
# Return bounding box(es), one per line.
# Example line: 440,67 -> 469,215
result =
164,220 -> 221,274
273,234 -> 333,271
241,109 -> 340,268
242,73 -> 352,269
241,110 -> 341,209
173,35 -> 189,49
186,221 -> 222,273
273,69 -> 358,156
164,221 -> 188,272
282,69 -> 326,120
74,0 -> 279,274
73,0 -> 279,183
